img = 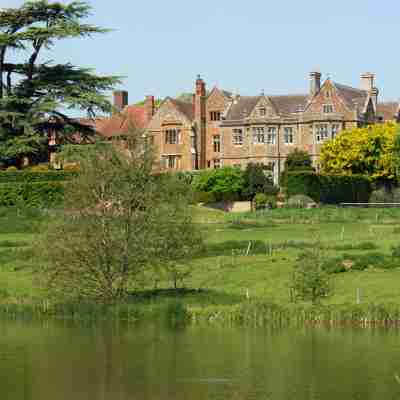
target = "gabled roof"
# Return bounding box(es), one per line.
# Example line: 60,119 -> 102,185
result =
377,102 -> 400,122
225,94 -> 308,121
332,82 -> 369,111
207,86 -> 233,101
97,104 -> 148,138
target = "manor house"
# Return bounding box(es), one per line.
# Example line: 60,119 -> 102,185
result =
91,72 -> 400,183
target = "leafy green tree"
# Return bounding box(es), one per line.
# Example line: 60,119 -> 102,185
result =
320,122 -> 398,181
192,166 -> 244,201
0,0 -> 120,165
38,129 -> 203,302
281,149 -> 314,187
284,148 -> 314,172
242,163 -> 277,200
392,125 -> 400,182
290,248 -> 332,304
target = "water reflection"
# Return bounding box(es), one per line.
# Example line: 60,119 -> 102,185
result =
0,321 -> 400,399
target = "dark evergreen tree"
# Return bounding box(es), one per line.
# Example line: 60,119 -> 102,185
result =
0,1 -> 120,165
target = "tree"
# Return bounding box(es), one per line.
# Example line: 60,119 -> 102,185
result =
0,1 -> 120,165
392,125 -> 400,181
319,122 -> 398,181
284,148 -> 313,172
290,248 -> 332,304
38,129 -> 203,302
242,163 -> 277,200
281,149 -> 314,187
192,166 -> 244,201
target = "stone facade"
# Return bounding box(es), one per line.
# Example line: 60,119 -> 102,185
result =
88,72 -> 400,180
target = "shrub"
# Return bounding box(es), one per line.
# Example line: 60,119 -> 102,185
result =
6,166 -> 18,171
0,170 -> 77,183
192,167 -> 244,201
287,194 -> 315,208
286,172 -> 371,204
281,149 -> 314,187
369,187 -> 400,203
254,193 -> 277,209
254,193 -> 268,209
242,163 -> 277,200
0,182 -> 64,207
290,249 -> 332,304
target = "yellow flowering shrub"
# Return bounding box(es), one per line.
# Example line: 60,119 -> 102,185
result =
320,122 -> 398,180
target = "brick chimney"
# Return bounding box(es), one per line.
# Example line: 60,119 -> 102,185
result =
113,90 -> 128,112
309,71 -> 321,97
145,95 -> 155,123
194,75 -> 207,169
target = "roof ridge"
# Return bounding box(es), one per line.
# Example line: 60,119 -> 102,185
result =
333,82 -> 366,93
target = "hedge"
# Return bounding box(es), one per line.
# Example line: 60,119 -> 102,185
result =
286,172 -> 371,204
0,171 -> 77,183
0,182 -> 65,207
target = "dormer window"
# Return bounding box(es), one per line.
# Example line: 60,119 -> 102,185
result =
323,104 -> 334,113
259,107 -> 267,117
210,111 -> 221,121
325,91 -> 331,98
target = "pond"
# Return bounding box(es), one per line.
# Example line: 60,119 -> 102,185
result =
1,320 -> 400,399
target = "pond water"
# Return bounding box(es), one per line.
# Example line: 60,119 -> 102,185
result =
1,320 -> 400,399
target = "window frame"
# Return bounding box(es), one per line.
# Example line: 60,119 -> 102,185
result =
165,129 -> 180,145
232,128 -> 244,146
322,104 -> 334,114
283,127 -> 294,145
213,134 -> 221,153
266,127 -> 277,145
210,111 -> 221,121
252,126 -> 265,144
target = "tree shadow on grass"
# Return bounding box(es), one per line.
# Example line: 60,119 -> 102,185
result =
128,288 -> 243,306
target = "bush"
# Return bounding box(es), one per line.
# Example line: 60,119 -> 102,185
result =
242,163 -> 277,200
287,194 -> 315,208
369,187 -> 400,203
254,193 -> 277,209
254,193 -> 268,209
280,149 -> 314,187
0,170 -> 77,183
286,172 -> 371,204
193,191 -> 217,204
192,167 -> 244,201
0,182 -> 64,207
6,166 -> 18,171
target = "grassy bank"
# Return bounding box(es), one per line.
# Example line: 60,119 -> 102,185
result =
2,205 -> 400,324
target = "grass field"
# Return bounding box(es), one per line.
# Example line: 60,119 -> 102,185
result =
1,205 -> 400,310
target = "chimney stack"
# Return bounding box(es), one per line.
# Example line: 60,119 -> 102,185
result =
194,75 -> 207,169
360,72 -> 375,92
309,71 -> 321,97
113,90 -> 128,112
145,95 -> 155,123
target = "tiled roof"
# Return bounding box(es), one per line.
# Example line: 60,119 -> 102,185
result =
96,105 -> 148,138
169,98 -> 194,121
269,95 -> 308,114
225,94 -> 308,120
333,83 -> 368,110
377,102 -> 400,121
225,96 -> 262,120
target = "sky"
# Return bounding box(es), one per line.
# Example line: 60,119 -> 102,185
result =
2,0 -> 400,108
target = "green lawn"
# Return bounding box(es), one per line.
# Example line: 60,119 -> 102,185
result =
1,206 -> 400,306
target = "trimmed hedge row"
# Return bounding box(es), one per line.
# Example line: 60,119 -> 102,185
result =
286,172 -> 371,204
0,171 -> 77,183
0,182 -> 65,207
